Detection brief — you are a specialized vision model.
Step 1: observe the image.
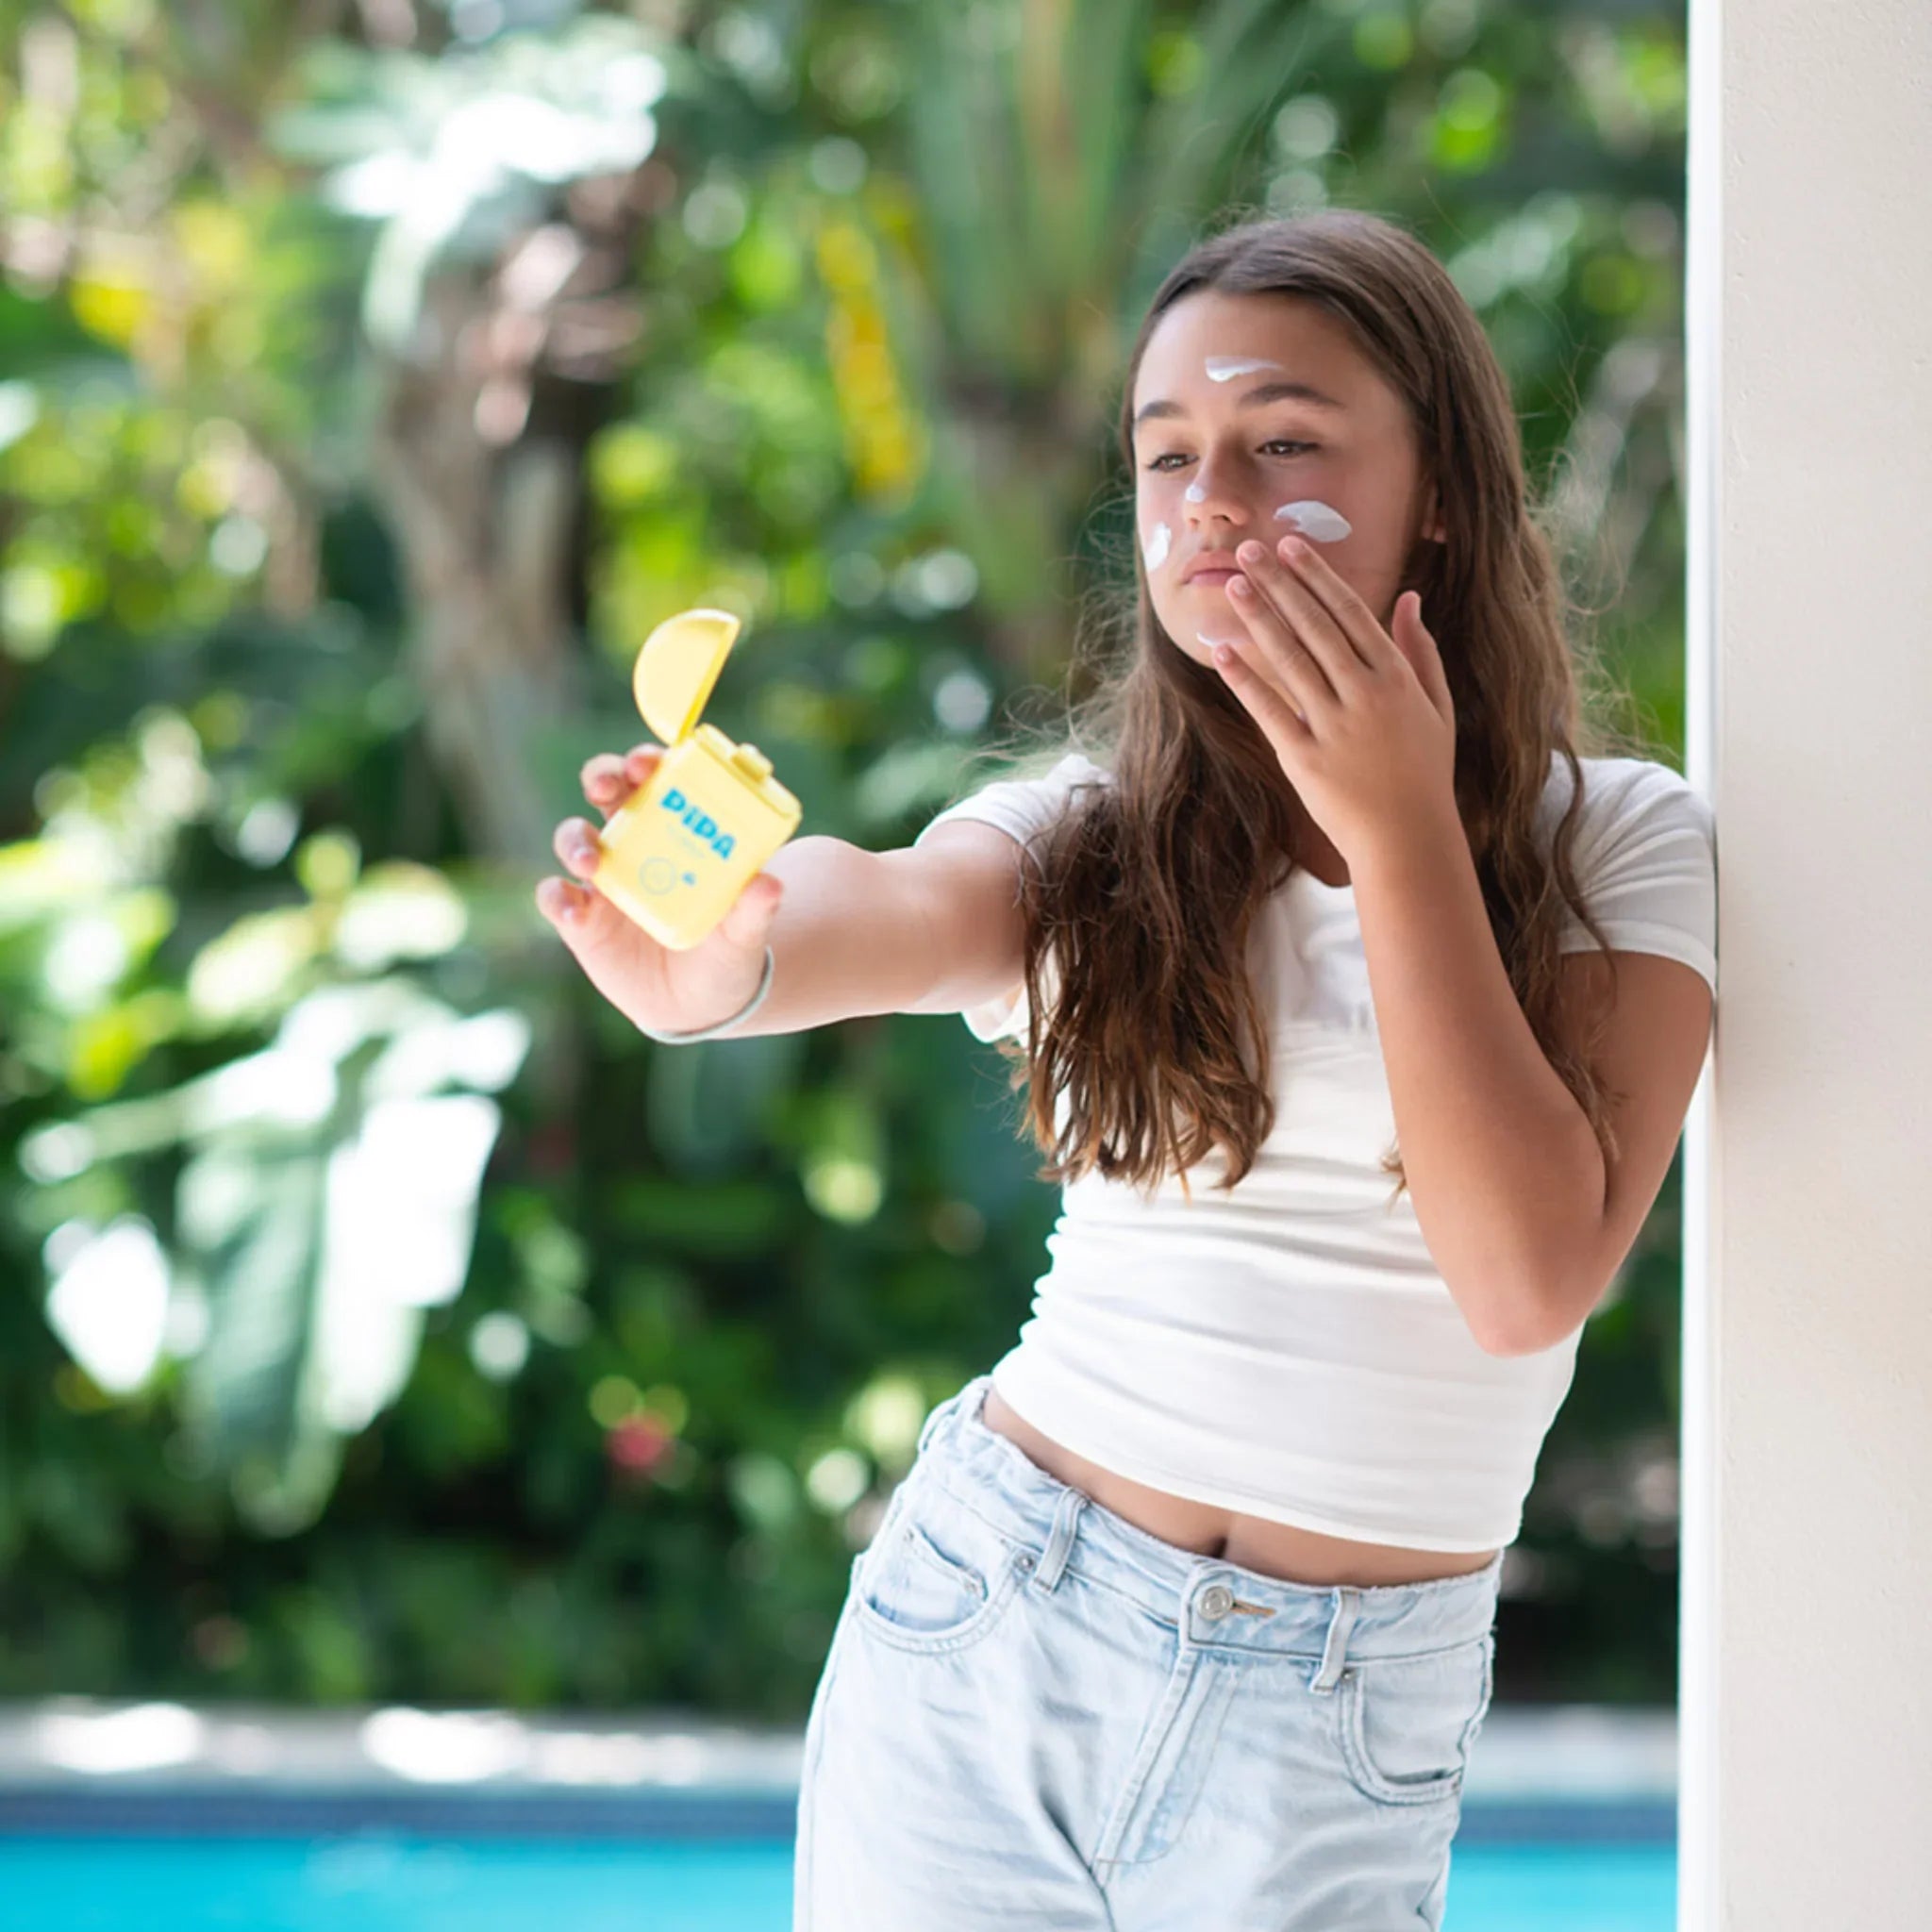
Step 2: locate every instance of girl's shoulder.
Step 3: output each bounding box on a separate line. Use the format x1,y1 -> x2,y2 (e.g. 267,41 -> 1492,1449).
1535,750 -> 1714,851
1538,752 -> 1718,991
912,749 -> 1113,852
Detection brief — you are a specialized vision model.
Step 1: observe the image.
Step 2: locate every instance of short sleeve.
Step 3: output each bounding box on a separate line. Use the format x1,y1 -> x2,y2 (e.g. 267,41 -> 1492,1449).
911,751 -> 1109,1042
1546,757 -> 1717,994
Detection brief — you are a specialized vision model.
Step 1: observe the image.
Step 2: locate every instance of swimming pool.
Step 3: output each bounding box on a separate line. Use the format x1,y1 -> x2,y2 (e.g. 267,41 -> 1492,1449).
0,1701 -> 1678,1929
0,1825 -> 1674,1931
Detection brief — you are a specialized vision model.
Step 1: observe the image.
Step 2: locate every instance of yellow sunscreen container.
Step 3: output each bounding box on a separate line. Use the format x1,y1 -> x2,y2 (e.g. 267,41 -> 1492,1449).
591,608 -> 802,950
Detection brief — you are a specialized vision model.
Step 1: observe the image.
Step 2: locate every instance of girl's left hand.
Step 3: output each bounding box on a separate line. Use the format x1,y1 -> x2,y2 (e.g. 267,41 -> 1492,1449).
1210,533 -> 1457,865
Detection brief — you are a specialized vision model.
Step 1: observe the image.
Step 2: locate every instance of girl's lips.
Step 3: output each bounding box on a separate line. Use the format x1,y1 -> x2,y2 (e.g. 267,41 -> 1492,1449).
1188,569 -> 1237,585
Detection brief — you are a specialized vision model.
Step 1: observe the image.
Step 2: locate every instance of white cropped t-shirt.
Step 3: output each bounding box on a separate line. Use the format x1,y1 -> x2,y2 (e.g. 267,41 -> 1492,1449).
913,749 -> 1717,1552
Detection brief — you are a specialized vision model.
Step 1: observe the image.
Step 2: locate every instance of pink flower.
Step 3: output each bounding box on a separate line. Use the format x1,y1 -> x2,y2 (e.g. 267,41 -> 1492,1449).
607,1413 -> 671,1475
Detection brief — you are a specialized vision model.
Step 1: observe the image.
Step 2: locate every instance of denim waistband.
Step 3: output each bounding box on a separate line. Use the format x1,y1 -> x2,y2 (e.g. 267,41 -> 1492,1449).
912,1373 -> 1503,1665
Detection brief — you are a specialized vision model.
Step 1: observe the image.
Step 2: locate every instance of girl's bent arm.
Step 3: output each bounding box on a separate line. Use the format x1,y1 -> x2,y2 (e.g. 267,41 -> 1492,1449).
1351,813 -> 1607,1357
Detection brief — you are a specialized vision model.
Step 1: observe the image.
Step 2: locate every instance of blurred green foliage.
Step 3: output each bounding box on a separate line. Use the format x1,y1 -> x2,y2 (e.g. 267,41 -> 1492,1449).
2,0 -> 1691,1715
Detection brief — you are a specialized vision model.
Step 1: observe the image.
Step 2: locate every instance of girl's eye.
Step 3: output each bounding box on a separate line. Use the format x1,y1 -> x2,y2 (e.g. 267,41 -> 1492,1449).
1142,441 -> 1317,472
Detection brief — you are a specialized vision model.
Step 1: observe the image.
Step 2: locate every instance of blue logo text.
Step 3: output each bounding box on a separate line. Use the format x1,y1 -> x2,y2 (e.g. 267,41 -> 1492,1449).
659,787 -> 737,859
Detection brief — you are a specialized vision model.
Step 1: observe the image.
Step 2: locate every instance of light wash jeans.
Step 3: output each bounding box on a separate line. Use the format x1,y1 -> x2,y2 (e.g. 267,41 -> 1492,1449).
793,1372 -> 1503,1930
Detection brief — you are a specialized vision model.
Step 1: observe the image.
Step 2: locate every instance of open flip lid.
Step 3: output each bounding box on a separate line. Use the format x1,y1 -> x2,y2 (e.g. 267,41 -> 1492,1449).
631,608 -> 742,744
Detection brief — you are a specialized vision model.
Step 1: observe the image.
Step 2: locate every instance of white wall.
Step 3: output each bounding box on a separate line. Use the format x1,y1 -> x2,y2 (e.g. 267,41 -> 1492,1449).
1680,0 -> 1932,1924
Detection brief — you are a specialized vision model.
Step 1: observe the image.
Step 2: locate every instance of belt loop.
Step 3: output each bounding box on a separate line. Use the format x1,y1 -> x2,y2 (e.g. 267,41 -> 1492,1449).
1307,1586 -> 1360,1695
918,1380 -> 966,1457
1030,1484 -> 1088,1593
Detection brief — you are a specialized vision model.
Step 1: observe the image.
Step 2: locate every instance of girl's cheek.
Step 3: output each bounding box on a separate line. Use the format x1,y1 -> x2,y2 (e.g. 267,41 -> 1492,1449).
1140,510 -> 1173,575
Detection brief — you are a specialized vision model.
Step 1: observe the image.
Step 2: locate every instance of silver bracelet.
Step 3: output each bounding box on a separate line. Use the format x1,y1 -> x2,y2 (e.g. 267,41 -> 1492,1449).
637,945 -> 775,1044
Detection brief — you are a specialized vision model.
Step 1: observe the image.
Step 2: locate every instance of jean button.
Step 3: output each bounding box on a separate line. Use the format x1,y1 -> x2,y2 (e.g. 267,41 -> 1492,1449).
1199,1583 -> 1235,1620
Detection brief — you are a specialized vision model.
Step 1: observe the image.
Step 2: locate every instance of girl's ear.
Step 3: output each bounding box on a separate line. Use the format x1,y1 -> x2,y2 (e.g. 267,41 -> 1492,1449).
1421,480 -> 1447,544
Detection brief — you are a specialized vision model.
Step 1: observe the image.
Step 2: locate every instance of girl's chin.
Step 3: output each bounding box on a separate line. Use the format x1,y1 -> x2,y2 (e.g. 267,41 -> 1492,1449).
1187,636 -> 1242,667
1156,608 -> 1241,661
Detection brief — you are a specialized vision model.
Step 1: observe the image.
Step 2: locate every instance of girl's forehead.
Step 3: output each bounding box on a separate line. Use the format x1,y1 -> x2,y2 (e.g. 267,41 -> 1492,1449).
1136,295 -> 1365,404
1134,298 -> 1402,428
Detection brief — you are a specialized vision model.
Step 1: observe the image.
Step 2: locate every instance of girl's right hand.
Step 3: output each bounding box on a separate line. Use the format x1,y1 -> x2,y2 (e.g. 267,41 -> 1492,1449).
536,743 -> 785,1037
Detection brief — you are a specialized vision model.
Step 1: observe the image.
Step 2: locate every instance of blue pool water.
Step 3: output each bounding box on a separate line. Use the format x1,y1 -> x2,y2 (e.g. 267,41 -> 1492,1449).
0,1833 -> 1674,1930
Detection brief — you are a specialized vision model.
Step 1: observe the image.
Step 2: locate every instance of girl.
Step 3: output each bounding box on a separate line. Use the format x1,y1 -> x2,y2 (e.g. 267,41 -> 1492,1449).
538,209 -> 1717,1928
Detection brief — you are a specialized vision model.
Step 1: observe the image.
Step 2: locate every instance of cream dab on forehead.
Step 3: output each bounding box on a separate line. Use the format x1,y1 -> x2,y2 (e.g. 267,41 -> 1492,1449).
1141,520 -> 1172,572
1204,357 -> 1286,382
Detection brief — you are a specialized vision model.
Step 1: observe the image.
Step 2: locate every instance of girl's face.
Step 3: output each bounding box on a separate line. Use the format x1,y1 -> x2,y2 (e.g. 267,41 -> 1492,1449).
1130,288 -> 1444,671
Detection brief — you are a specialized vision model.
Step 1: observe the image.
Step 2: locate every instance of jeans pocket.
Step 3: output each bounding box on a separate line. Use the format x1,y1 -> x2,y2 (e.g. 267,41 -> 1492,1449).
1334,1629 -> 1494,1807
851,1474 -> 1027,1657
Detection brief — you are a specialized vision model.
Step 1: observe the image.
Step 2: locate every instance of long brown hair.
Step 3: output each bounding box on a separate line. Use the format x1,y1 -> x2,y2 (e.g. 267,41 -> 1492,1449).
950,208 -> 1647,1207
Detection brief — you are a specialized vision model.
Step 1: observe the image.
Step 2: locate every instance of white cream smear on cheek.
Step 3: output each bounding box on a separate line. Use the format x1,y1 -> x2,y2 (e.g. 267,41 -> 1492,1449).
1273,499 -> 1352,542
1142,520 -> 1172,571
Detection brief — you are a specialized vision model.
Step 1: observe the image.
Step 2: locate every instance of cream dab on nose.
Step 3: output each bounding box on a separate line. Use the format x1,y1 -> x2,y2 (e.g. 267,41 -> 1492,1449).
1273,499 -> 1352,542
1183,480 -> 1207,504
1142,520 -> 1172,571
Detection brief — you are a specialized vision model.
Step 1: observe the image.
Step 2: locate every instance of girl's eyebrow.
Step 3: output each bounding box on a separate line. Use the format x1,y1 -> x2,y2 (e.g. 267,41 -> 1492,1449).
1132,379 -> 1347,430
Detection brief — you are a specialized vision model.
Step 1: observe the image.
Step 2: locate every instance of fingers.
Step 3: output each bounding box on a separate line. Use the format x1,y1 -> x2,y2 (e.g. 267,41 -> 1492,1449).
566,746 -> 662,962
581,742 -> 663,819
535,874 -> 592,929
537,865 -> 782,990
552,814 -> 604,881
720,870 -> 785,944
534,873 -> 635,962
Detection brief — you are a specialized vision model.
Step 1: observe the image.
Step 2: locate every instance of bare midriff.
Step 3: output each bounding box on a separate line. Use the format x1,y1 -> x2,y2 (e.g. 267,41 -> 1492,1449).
980,1386 -> 1500,1590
